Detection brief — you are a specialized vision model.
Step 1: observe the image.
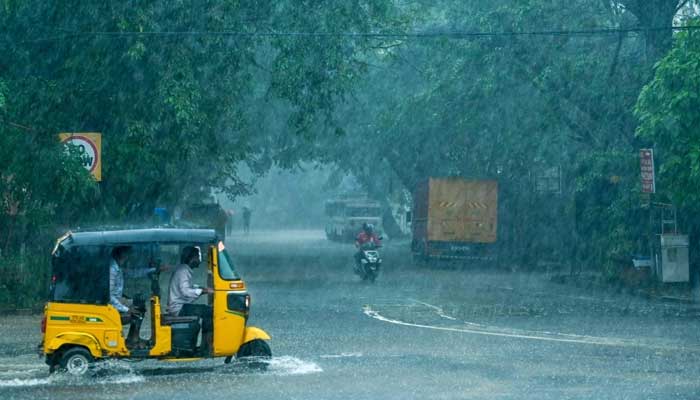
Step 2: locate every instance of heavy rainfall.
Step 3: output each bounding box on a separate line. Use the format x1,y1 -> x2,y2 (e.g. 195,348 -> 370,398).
2,1 -> 700,399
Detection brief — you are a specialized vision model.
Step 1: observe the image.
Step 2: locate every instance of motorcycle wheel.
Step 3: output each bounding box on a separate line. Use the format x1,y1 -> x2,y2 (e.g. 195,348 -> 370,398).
360,269 -> 369,281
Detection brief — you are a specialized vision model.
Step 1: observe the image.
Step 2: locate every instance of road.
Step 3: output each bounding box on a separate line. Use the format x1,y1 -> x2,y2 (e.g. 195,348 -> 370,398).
1,229 -> 700,399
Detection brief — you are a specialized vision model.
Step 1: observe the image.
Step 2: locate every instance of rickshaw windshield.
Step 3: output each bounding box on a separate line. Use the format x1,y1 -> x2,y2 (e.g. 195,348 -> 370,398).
50,245 -> 109,304
218,248 -> 240,280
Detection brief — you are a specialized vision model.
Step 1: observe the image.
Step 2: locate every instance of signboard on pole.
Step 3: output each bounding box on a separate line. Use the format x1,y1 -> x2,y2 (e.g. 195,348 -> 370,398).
59,133 -> 102,181
640,149 -> 655,194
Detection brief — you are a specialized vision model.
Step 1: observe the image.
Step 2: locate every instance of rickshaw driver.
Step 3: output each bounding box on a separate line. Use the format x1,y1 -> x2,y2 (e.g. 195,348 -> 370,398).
166,246 -> 215,354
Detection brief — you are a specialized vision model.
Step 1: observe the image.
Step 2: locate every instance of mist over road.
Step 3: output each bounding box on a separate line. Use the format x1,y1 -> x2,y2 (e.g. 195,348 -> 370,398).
1,230 -> 699,399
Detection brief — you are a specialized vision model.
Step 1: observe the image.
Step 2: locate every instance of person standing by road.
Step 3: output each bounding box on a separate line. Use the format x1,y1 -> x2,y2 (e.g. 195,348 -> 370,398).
242,206 -> 252,234
225,209 -> 235,235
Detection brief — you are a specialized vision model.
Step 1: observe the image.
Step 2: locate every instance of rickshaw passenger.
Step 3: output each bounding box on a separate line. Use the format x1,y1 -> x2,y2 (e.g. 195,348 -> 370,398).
110,246 -> 135,314
110,245 -> 168,347
167,246 -> 214,352
109,246 -> 157,312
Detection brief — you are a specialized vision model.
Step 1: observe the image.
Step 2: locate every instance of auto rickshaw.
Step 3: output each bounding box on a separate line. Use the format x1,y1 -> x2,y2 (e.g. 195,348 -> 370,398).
38,228 -> 271,375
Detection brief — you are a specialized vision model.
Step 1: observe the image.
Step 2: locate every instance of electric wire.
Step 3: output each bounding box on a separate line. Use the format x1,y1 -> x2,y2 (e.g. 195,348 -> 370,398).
4,25 -> 700,44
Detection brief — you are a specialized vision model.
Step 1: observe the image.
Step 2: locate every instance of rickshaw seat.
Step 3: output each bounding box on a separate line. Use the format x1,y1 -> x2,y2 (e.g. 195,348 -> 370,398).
161,315 -> 199,325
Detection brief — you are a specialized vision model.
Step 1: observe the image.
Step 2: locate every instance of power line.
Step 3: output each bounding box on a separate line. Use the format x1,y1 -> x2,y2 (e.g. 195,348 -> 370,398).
6,25 -> 700,44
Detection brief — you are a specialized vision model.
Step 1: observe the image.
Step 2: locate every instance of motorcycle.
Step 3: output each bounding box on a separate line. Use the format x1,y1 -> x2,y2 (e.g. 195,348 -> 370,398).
354,241 -> 382,282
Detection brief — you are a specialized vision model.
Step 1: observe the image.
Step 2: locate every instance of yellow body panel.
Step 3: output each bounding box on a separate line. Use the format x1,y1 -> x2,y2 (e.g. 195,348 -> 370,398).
149,296 -> 172,357
210,247 -> 248,357
47,333 -> 102,358
243,326 -> 271,343
44,302 -> 128,358
212,291 -> 247,356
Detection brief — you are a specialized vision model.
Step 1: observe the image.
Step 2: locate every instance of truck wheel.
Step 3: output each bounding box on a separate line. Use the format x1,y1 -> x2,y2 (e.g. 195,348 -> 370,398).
412,252 -> 430,267
237,339 -> 271,370
59,347 -> 93,376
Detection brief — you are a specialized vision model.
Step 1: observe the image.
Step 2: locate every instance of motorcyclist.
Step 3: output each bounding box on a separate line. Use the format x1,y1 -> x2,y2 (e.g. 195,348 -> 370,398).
354,223 -> 381,271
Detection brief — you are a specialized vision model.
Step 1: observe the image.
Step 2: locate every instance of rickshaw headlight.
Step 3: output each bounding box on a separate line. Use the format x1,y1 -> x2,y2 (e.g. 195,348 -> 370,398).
227,292 -> 250,314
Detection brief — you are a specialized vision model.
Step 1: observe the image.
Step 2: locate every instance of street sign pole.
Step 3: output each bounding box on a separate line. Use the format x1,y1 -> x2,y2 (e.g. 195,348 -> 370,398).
640,149 -> 655,275
640,149 -> 655,195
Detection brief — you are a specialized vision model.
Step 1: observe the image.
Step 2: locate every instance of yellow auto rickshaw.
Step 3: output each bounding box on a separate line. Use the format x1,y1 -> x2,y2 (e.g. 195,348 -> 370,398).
38,228 -> 271,375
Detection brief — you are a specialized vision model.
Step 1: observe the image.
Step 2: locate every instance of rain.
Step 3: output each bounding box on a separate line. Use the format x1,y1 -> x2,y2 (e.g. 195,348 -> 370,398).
2,1 -> 700,399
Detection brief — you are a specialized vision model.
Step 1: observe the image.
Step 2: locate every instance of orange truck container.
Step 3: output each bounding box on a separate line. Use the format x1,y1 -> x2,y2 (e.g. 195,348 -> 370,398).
411,178 -> 498,260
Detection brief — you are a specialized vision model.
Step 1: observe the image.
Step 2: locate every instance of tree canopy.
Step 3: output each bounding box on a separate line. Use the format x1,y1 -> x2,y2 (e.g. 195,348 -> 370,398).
1,1 -> 700,306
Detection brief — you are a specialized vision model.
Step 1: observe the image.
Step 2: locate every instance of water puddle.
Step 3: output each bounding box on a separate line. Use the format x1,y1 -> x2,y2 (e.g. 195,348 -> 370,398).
0,372 -> 144,388
0,355 -> 321,387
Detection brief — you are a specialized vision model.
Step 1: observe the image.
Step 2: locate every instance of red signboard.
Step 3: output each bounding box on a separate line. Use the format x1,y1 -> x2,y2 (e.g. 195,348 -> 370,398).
640,149 -> 655,194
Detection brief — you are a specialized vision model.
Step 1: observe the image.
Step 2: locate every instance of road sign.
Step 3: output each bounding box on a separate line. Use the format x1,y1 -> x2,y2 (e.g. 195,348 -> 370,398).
640,149 -> 655,194
59,133 -> 102,181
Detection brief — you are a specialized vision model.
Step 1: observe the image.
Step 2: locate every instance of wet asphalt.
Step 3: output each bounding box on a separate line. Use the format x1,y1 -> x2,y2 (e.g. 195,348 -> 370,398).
1,230 -> 700,399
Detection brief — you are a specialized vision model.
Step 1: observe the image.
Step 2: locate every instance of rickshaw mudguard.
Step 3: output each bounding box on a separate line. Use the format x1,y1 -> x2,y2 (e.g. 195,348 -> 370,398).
243,326 -> 271,344
47,332 -> 102,358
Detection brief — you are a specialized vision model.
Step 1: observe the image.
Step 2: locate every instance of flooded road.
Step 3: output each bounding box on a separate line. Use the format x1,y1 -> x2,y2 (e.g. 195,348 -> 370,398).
2,230 -> 700,399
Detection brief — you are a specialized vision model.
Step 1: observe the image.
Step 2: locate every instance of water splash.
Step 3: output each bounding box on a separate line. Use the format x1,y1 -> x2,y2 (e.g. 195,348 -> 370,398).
319,352 -> 363,359
267,356 -> 322,375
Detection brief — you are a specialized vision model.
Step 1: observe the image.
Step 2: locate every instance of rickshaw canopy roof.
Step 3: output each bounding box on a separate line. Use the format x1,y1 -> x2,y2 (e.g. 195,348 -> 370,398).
57,228 -> 218,251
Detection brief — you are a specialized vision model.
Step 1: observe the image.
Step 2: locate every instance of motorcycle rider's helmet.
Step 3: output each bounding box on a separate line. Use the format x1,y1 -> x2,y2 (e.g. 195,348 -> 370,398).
363,223 -> 374,234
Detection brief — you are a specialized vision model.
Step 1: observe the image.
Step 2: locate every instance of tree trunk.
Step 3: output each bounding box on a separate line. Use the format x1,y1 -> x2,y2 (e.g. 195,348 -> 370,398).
619,0 -> 681,61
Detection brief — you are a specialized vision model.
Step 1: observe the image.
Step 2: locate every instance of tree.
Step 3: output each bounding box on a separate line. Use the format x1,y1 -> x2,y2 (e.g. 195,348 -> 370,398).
615,1 -> 696,60
0,0 -> 400,306
636,25 -> 700,210
0,0 -> 399,218
316,0 -> 686,271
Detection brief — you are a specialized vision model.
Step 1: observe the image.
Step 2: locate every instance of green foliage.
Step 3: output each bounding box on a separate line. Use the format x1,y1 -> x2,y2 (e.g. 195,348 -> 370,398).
0,0 -> 693,309
636,23 -> 700,212
0,255 -> 50,310
318,0 -> 671,270
1,1 -> 399,218
0,0 -> 400,307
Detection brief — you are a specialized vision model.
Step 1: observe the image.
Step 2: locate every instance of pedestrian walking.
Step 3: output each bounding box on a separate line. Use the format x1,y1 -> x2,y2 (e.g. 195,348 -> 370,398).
242,206 -> 252,234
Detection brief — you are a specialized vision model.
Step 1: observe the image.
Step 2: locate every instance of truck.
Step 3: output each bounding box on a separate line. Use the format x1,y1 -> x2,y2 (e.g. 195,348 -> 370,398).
411,178 -> 498,260
324,197 -> 383,241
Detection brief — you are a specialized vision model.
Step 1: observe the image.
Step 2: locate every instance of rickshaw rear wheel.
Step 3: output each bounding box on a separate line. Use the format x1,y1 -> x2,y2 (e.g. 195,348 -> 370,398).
235,339 -> 271,370
59,347 -> 93,376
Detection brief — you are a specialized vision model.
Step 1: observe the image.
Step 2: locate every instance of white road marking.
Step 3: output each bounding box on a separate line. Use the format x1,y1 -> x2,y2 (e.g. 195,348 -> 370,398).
412,299 -> 635,343
412,300 -> 457,321
363,302 -> 669,348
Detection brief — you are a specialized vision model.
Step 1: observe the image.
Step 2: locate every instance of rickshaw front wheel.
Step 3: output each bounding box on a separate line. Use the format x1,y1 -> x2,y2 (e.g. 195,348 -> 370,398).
235,339 -> 271,370
59,347 -> 94,376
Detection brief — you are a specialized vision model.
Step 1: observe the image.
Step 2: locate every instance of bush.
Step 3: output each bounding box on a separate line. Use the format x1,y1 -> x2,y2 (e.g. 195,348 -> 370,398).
0,254 -> 50,311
